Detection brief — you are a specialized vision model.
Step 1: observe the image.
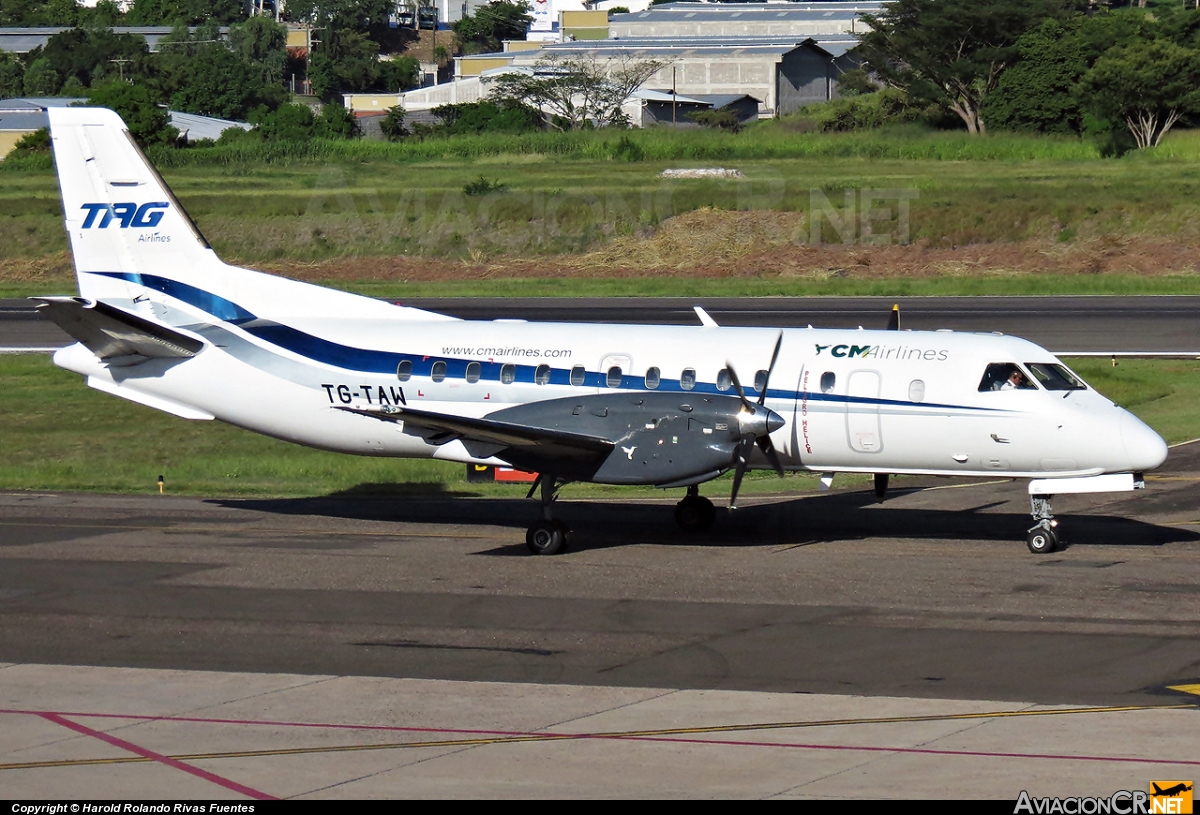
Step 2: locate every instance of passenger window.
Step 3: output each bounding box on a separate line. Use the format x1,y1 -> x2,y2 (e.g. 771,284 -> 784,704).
396,360 -> 412,381
754,369 -> 768,394
500,364 -> 516,384
716,368 -> 732,392
645,367 -> 660,389
820,372 -> 835,393
535,364 -> 551,385
606,366 -> 623,388
431,361 -> 447,383
979,363 -> 1036,392
909,379 -> 925,403
680,368 -> 696,391
570,365 -> 586,386
465,361 -> 481,383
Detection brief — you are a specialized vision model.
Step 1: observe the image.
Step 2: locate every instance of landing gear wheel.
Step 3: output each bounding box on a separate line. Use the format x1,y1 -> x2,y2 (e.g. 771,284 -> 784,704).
1026,526 -> 1058,555
675,495 -> 716,532
526,520 -> 567,555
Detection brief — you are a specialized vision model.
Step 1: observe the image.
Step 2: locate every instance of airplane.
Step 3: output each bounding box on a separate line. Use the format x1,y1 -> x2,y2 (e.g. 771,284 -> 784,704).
33,107 -> 1169,556
1152,784 -> 1193,798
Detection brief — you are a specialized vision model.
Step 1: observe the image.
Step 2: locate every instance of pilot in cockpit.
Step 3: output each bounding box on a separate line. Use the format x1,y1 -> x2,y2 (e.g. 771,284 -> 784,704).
980,363 -> 1037,392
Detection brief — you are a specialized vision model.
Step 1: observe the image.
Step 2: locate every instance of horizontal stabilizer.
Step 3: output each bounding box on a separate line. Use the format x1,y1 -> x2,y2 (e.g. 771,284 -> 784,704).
33,296 -> 205,362
336,404 -> 614,462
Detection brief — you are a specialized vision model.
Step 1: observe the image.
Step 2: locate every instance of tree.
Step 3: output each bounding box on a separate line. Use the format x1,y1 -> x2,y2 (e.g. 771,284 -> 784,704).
453,1 -> 532,54
430,100 -> 542,134
981,11 -> 1154,135
857,0 -> 1082,134
229,15 -> 288,87
125,0 -> 244,25
1081,39 -> 1200,148
85,82 -> 178,147
0,53 -> 24,98
488,52 -> 667,130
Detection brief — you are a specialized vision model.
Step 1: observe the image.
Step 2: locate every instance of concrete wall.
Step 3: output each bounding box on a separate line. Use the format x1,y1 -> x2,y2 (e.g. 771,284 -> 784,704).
642,54 -> 779,117
0,130 -> 30,158
610,19 -> 862,38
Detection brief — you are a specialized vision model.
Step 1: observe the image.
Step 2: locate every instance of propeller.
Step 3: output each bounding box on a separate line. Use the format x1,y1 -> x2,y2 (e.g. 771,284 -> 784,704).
886,303 -> 900,331
726,331 -> 786,509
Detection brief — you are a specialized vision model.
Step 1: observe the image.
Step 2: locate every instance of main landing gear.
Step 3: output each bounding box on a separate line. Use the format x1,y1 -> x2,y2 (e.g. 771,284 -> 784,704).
526,475 -> 570,555
675,485 -> 716,532
1026,494 -> 1060,554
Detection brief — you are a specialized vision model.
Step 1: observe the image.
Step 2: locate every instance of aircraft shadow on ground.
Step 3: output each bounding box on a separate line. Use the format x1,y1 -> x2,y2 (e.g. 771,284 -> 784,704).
213,486 -> 1198,554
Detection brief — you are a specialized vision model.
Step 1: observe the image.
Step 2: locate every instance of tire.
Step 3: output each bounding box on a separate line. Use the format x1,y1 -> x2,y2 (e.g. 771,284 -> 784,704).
675,496 -> 716,532
1026,526 -> 1057,555
526,521 -> 566,555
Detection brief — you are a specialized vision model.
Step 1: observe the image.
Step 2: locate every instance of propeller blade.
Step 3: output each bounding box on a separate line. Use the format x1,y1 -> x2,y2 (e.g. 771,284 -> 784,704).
758,331 -> 783,406
725,362 -> 752,411
886,304 -> 900,331
729,437 -> 755,509
757,436 -> 785,478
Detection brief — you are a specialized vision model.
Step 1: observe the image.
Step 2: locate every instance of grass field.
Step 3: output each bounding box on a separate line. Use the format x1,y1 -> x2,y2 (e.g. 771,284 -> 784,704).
1,355 -> 1194,500
5,126 -> 1200,298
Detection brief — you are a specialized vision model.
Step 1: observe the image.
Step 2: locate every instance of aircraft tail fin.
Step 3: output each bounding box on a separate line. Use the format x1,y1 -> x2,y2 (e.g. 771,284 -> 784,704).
47,107 -> 454,324
47,106 -> 225,300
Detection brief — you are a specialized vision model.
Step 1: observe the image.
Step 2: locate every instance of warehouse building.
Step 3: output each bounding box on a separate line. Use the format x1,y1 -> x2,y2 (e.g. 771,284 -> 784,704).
608,2 -> 882,39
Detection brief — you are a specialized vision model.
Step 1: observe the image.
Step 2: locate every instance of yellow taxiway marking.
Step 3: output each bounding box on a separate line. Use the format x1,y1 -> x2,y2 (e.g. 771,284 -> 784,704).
2,702 -> 1194,772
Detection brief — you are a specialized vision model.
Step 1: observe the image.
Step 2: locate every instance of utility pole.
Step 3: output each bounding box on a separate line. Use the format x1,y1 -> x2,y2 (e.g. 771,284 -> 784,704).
109,56 -> 130,83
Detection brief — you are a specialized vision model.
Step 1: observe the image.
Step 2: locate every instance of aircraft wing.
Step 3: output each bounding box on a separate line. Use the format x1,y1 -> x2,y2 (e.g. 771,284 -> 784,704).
335,404 -> 615,466
33,296 -> 205,363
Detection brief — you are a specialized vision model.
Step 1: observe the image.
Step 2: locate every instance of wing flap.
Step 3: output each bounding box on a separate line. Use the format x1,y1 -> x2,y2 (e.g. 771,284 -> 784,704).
33,296 -> 205,362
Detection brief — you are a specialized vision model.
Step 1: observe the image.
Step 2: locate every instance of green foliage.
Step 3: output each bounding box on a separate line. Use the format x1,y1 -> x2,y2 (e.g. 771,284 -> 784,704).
378,56 -> 420,93
429,100 -> 543,135
85,82 -> 178,147
982,12 -> 1155,136
452,1 -> 532,53
858,0 -> 1083,134
793,88 -> 928,132
609,6 -> 630,14
462,176 -> 507,195
23,26 -> 152,94
379,105 -> 408,141
1081,39 -> 1200,150
11,127 -> 50,154
609,134 -> 644,161
0,52 -> 24,98
228,15 -> 288,86
125,0 -> 244,25
686,109 -> 743,132
317,103 -> 361,139
835,67 -> 879,97
168,43 -> 285,119
245,102 -> 360,141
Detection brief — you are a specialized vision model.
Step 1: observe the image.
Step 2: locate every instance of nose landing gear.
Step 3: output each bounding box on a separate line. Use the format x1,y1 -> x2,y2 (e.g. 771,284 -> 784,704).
1027,494 -> 1059,554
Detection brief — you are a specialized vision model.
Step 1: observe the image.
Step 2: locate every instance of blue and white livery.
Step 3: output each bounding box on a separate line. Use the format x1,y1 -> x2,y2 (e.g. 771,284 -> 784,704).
38,107 -> 1168,555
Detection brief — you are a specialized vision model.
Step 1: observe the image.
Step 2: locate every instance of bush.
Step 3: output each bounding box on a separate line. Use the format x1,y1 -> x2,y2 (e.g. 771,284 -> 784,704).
463,176 -> 506,195
794,88 -> 929,133
85,82 -> 178,147
687,109 -> 743,133
380,105 -> 408,141
12,127 -> 50,154
610,135 -> 644,161
430,101 -> 542,135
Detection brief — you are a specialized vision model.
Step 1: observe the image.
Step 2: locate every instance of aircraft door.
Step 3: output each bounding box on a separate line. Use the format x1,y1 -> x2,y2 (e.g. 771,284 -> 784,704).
845,370 -> 883,453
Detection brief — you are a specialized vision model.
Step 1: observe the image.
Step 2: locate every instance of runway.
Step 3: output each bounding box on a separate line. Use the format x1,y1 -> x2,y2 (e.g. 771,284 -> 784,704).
5,295 -> 1200,353
2,443 -> 1200,797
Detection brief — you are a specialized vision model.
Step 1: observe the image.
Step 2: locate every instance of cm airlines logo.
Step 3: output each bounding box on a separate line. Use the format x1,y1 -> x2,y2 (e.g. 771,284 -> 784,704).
79,202 -> 169,229
815,342 -> 950,361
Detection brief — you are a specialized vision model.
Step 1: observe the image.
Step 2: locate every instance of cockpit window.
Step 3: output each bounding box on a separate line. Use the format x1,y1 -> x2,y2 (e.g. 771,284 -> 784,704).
979,363 -> 1037,392
1025,363 -> 1086,391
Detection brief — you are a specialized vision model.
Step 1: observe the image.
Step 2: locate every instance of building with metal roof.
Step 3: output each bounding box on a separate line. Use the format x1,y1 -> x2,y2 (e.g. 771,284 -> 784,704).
608,2 -> 882,39
0,26 -> 232,54
0,97 -> 251,157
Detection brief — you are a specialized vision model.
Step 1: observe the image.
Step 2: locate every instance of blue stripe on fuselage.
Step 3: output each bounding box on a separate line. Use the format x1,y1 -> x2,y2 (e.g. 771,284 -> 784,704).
92,271 -> 1000,413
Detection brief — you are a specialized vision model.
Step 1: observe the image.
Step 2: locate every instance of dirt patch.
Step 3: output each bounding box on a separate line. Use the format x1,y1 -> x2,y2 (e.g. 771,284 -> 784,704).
7,211 -> 1200,289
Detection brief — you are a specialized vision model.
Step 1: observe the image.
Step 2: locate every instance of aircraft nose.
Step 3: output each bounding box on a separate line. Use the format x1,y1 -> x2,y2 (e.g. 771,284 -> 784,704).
1120,410 -> 1168,472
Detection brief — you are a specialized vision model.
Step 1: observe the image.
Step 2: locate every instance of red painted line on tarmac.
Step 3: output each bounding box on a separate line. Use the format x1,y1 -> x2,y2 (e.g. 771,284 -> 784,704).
35,712 -> 276,800
4,707 -> 1199,770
